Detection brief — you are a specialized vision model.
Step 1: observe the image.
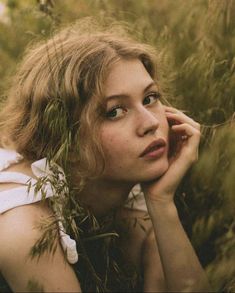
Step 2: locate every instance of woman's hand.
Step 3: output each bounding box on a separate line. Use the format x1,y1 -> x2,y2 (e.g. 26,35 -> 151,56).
141,106 -> 201,204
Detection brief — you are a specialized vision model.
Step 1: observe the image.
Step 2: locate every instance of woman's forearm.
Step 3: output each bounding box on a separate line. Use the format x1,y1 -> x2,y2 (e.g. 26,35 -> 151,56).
145,198 -> 211,292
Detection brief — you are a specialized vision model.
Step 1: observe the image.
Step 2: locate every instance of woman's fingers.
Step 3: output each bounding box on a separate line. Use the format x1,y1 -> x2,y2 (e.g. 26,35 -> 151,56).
164,106 -> 201,148
165,111 -> 200,130
171,123 -> 200,162
171,123 -> 201,138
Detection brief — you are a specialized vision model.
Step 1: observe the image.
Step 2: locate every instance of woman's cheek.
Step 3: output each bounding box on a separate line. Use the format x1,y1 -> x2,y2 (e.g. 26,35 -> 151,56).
100,127 -> 121,157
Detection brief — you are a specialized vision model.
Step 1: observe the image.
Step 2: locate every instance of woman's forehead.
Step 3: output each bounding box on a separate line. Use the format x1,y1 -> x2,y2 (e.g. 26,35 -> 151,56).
103,59 -> 157,98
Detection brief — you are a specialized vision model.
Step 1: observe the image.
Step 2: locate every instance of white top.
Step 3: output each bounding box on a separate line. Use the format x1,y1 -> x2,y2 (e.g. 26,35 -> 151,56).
0,148 -> 147,264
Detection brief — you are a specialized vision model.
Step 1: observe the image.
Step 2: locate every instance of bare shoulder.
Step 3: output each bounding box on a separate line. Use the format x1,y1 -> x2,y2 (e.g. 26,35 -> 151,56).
0,162 -> 81,292
0,159 -> 54,264
0,158 -> 50,258
0,202 -> 81,292
0,201 -> 53,264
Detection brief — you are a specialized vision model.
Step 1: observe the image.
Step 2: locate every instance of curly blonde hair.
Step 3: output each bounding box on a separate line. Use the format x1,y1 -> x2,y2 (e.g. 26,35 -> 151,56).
0,18 -> 158,181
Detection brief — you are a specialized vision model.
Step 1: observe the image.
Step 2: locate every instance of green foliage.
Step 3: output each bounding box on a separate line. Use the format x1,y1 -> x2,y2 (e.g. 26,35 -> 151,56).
189,124 -> 235,292
0,0 -> 234,291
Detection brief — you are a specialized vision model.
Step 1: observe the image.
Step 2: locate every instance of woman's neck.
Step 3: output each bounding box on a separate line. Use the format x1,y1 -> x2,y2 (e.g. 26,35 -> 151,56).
78,178 -> 134,218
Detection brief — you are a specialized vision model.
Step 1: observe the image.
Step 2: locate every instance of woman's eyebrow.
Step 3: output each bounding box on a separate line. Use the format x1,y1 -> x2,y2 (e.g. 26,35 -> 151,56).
144,81 -> 158,93
105,81 -> 158,102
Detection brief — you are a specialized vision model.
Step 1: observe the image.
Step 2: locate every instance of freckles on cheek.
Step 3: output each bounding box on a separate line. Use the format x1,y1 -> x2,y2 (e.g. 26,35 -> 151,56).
101,131 -> 115,148
101,130 -> 130,157
100,126 -> 119,146
100,130 -> 118,155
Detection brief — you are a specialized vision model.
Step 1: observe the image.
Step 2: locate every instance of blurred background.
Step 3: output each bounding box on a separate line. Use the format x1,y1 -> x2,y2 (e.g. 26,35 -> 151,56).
0,0 -> 234,291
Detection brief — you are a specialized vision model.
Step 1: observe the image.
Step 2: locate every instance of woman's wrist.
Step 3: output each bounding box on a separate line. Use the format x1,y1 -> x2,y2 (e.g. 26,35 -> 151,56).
145,196 -> 179,218
144,191 -> 175,208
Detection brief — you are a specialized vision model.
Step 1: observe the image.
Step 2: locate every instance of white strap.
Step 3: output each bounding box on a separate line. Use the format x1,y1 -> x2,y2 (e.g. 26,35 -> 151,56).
125,184 -> 147,212
58,221 -> 79,264
0,182 -> 54,214
0,171 -> 33,184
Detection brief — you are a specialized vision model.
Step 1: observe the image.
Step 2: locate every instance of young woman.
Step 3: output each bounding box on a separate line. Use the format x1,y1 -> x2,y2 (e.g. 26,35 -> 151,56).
0,19 -> 211,292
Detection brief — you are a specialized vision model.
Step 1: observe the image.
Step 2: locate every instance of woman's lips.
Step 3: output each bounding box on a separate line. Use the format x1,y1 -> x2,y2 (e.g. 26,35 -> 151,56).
140,139 -> 166,159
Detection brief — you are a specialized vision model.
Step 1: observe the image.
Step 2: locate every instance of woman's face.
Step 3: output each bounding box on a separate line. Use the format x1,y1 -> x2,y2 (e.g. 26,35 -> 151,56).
99,58 -> 169,183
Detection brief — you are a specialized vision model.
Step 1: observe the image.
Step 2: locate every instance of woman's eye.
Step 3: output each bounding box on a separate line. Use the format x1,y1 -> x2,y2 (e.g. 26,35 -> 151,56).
106,106 -> 127,119
143,92 -> 161,106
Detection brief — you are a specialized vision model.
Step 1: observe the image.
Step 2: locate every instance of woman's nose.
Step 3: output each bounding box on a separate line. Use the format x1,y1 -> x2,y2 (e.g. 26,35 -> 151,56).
136,107 -> 159,137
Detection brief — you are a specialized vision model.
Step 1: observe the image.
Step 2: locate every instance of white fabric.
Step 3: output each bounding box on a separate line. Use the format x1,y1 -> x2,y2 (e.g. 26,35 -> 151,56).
126,184 -> 148,213
0,171 -> 32,184
0,183 -> 52,214
0,148 -> 78,264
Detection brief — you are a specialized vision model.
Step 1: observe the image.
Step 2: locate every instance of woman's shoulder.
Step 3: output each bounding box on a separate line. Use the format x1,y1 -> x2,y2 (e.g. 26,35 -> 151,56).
0,200 -> 53,261
0,158 -> 54,264
0,202 -> 81,292
0,156 -> 53,235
